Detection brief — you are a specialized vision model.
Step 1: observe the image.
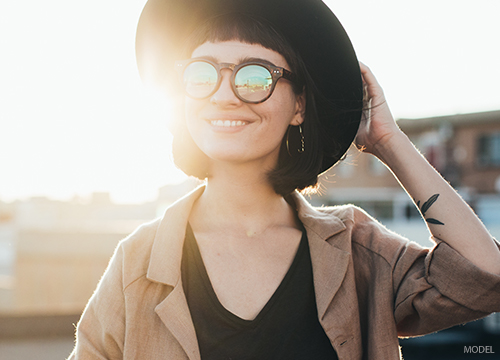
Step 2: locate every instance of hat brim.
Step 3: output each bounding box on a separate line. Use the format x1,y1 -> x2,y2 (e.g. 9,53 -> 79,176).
136,0 -> 363,175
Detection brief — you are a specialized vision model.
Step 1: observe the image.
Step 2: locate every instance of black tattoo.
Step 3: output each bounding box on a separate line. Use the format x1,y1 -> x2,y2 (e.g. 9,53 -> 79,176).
426,218 -> 445,225
415,194 -> 445,225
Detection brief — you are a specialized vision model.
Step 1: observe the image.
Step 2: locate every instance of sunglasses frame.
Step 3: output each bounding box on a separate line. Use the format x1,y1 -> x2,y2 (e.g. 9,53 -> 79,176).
174,58 -> 297,104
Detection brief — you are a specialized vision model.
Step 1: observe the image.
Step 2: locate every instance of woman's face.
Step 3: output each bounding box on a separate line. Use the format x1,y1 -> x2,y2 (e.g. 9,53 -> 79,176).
185,40 -> 304,171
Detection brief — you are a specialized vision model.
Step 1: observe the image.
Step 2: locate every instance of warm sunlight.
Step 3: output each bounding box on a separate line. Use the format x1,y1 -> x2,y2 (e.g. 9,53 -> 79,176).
1,0 -> 499,203
0,0 -> 187,204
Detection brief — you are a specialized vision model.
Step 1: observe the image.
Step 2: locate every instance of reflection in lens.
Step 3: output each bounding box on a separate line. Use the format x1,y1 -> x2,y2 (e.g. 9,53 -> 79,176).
184,62 -> 218,98
235,65 -> 272,102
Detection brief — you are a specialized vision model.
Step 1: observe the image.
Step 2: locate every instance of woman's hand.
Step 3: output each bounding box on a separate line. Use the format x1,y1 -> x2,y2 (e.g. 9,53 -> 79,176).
355,62 -> 402,159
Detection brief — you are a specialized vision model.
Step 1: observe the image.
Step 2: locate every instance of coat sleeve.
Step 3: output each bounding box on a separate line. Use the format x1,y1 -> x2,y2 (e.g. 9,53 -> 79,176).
348,205 -> 500,337
67,242 -> 126,360
391,234 -> 500,336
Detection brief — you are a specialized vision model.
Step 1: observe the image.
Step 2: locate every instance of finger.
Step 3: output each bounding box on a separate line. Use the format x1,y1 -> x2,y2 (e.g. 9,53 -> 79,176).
359,62 -> 382,92
358,61 -> 385,102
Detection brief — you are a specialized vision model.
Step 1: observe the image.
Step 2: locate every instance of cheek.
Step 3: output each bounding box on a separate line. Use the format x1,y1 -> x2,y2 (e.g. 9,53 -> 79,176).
184,98 -> 203,136
265,93 -> 298,129
184,98 -> 198,122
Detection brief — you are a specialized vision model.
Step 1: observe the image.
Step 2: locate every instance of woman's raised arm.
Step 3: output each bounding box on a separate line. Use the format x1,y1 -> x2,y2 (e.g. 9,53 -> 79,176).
356,62 -> 500,275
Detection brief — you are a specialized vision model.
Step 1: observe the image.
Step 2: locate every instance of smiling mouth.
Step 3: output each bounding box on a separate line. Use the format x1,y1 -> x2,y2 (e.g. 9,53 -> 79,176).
210,120 -> 248,127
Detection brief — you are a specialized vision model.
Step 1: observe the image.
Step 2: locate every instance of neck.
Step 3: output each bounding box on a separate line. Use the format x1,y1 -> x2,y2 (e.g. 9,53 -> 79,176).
190,161 -> 299,235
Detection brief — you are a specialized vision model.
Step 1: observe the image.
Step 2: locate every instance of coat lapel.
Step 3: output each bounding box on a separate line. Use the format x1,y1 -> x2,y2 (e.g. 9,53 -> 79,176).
307,227 -> 350,319
155,282 -> 201,360
290,192 -> 351,319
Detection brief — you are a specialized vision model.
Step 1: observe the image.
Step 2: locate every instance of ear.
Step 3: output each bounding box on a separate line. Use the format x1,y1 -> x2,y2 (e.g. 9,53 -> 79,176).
291,90 -> 306,126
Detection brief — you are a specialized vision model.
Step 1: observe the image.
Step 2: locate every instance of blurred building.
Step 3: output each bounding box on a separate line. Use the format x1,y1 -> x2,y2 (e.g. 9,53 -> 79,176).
0,194 -> 159,316
0,178 -> 204,319
312,109 -> 500,246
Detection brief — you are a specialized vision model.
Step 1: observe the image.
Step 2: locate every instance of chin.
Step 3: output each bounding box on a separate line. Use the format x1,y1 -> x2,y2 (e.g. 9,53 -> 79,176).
196,138 -> 281,169
205,150 -> 250,164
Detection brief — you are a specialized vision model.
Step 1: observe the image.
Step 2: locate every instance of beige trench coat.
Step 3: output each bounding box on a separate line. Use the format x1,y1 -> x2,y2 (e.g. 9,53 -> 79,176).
69,186 -> 500,359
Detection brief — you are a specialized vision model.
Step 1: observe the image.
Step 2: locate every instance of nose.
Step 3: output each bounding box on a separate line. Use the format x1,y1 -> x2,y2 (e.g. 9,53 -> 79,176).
210,69 -> 241,107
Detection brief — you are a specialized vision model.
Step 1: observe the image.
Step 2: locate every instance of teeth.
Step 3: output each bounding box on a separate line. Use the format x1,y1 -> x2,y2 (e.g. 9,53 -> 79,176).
210,120 -> 246,127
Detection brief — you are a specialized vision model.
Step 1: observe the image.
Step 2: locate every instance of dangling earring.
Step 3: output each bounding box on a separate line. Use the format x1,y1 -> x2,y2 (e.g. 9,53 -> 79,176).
286,124 -> 305,156
298,124 -> 305,153
286,126 -> 292,156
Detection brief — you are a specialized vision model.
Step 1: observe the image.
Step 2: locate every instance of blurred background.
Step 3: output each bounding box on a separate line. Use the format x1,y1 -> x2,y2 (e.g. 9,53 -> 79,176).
1,0 -> 499,359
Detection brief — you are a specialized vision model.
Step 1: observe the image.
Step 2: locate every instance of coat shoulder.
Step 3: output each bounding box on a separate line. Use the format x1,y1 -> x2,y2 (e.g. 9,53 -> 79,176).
117,218 -> 162,288
318,203 -> 424,266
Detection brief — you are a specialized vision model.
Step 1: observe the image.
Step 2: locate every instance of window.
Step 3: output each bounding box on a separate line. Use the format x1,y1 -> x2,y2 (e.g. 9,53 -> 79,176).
478,133 -> 500,167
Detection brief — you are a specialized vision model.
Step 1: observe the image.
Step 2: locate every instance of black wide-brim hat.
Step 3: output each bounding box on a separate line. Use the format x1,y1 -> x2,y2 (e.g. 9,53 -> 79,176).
136,0 -> 363,175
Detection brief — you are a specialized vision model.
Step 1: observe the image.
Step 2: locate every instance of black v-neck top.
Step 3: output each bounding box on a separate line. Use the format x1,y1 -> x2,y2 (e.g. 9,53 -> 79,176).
181,224 -> 338,360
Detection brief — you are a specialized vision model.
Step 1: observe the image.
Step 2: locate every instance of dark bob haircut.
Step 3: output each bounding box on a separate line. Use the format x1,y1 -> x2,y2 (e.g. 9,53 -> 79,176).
171,13 -> 344,196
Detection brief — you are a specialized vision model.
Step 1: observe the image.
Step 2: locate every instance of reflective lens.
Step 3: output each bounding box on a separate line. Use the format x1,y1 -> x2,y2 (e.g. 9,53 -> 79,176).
183,61 -> 218,99
235,65 -> 273,102
179,61 -> 276,102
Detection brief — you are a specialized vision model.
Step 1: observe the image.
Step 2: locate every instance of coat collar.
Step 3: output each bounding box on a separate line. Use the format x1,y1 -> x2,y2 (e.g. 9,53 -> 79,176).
147,185 -> 205,286
147,185 -> 348,286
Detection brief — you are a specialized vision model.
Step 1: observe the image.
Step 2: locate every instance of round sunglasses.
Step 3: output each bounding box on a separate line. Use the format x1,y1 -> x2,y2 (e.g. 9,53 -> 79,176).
174,58 -> 298,104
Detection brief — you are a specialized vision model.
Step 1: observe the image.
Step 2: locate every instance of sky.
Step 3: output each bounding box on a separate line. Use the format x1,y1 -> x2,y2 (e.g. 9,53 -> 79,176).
1,0 -> 499,204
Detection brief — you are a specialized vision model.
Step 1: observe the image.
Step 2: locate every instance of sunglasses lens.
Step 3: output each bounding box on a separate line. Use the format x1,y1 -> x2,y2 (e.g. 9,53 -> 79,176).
183,61 -> 218,98
234,65 -> 273,102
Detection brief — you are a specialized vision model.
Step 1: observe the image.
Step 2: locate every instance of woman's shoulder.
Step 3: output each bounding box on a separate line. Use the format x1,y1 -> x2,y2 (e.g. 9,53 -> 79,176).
309,202 -> 383,229
120,217 -> 162,250
315,203 -> 425,265
113,217 -> 162,286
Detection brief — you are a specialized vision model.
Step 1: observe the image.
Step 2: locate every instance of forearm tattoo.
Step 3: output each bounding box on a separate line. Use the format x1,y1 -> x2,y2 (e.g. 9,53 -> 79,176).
415,194 -> 445,225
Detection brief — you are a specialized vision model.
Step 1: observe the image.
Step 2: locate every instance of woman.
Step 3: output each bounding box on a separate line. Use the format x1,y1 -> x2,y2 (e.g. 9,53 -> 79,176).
69,0 -> 500,359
